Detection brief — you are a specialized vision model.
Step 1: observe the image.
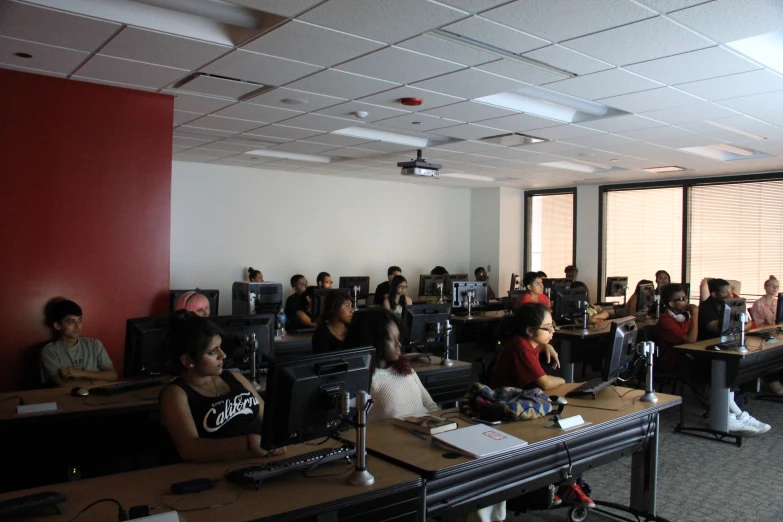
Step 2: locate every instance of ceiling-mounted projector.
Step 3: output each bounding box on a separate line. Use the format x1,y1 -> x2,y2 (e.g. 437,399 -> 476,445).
398,149 -> 441,178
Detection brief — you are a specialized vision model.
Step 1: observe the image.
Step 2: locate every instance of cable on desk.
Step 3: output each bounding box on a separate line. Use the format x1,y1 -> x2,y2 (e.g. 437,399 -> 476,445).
68,498 -> 127,522
303,440 -> 358,479
1,396 -> 24,405
160,491 -> 244,513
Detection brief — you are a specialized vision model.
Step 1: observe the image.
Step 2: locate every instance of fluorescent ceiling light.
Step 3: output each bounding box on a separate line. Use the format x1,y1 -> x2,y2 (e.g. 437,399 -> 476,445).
711,144 -> 755,157
680,144 -> 771,161
428,29 -> 575,80
541,161 -> 614,173
643,166 -> 687,173
727,31 -> 783,74
244,149 -> 331,163
441,173 -> 498,182
705,120 -> 766,140
479,133 -> 547,146
332,127 -> 429,148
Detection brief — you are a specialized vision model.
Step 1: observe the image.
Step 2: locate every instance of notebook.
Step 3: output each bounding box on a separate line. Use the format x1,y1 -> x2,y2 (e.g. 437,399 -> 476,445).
393,414 -> 457,435
432,423 -> 528,459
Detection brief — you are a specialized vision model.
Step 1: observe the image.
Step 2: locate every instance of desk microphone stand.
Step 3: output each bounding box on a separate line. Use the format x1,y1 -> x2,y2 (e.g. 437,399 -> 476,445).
639,341 -> 658,403
352,285 -> 360,311
581,302 -> 591,334
654,295 -> 661,321
736,312 -> 749,353
465,290 -> 476,320
437,283 -> 445,305
441,320 -> 454,367
248,333 -> 261,391
340,390 -> 375,486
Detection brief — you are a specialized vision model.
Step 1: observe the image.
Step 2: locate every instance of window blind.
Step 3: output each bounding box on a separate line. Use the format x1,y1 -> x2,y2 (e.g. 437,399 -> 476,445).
529,193 -> 573,277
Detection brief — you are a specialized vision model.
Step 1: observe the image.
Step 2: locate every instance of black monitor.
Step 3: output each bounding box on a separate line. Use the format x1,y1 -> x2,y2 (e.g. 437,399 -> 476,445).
418,274 -> 447,297
718,298 -> 747,338
510,273 -> 520,291
401,304 -> 451,347
448,274 -> 469,283
552,287 -> 588,325
232,282 -> 283,315
452,281 -> 488,309
211,314 -> 274,369
339,277 -> 370,300
603,317 -> 638,382
605,277 -> 628,298
311,288 -> 351,321
777,293 -> 783,325
170,289 -> 219,317
124,315 -> 172,377
261,347 -> 374,450
635,283 -> 655,313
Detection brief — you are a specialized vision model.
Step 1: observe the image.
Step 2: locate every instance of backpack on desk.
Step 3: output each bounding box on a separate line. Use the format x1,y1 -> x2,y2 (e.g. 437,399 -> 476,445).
459,383 -> 554,421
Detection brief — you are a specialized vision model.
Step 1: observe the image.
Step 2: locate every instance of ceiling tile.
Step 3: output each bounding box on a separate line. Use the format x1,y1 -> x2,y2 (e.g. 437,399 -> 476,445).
202,50 -> 322,86
675,70 -> 783,101
436,0 -> 512,13
306,133 -> 376,147
75,55 -> 187,89
522,45 -> 613,76
396,34 -> 498,66
299,0 -> 466,44
578,114 -> 667,132
172,75 -> 263,99
0,36 -> 89,75
640,102 -> 738,125
624,47 -> 760,85
186,115 -> 264,133
413,68 -> 528,100
544,68 -> 661,100
336,46 -> 465,84
173,110 -> 202,126
528,125 -> 603,140
173,136 -> 214,147
271,141 -> 343,154
476,146 -> 543,159
244,87 -> 345,111
376,112 -> 458,132
481,0 -> 654,42
509,140 -> 584,153
0,62 -> 66,78
599,87 -> 702,113
431,123 -> 506,140
198,141 -> 266,153
359,85 -> 464,111
285,69 -> 399,99
421,100 -> 518,122
0,1 -> 121,52
476,58 -> 567,85
679,116 -> 783,141
561,133 -> 638,148
275,113 -> 361,132
178,125 -> 238,137
212,103 -> 303,123
222,0 -> 323,17
242,20 -> 385,67
475,113 -> 562,131
670,0 -> 783,43
636,0 -> 712,13
100,27 -> 230,70
329,147 -> 387,158
245,124 -> 322,140
432,141 -> 506,153
563,17 -> 712,66
442,16 -> 548,54
163,91 -> 235,113
353,141 -> 419,153
618,125 -> 716,147
314,101 -> 409,122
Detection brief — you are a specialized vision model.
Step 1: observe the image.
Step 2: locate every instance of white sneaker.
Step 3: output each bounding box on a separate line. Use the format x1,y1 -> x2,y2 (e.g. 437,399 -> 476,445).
728,413 -> 758,436
737,411 -> 771,434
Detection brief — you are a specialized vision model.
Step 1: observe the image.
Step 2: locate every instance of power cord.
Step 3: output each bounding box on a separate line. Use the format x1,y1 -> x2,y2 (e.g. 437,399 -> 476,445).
68,498 -> 127,522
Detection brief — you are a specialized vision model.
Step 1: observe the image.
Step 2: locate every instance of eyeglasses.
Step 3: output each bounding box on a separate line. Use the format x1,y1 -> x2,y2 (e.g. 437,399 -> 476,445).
538,325 -> 555,333
399,285 -> 408,290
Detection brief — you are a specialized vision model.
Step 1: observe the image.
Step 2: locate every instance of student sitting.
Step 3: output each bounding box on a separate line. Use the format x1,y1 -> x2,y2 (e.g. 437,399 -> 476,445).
564,265 -> 578,280
474,267 -> 496,300
312,290 -> 354,353
656,284 -> 699,374
698,278 -> 733,341
750,275 -> 779,327
373,266 -> 402,306
159,312 -> 283,462
317,271 -> 333,289
174,291 -> 211,317
569,281 -> 610,322
384,275 -> 412,317
292,286 -> 317,330
248,267 -> 264,282
627,280 -> 653,316
699,277 -> 741,301
40,299 -> 118,387
430,266 -> 448,275
517,271 -> 550,308
655,270 -> 671,294
284,274 -> 308,326
536,271 -> 548,279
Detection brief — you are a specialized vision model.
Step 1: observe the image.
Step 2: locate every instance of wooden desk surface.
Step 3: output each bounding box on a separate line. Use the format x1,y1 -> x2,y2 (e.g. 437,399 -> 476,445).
674,327 -> 783,357
554,317 -> 657,339
276,331 -> 314,344
450,310 -> 506,323
349,384 -> 679,475
2,443 -> 421,522
408,355 -> 472,374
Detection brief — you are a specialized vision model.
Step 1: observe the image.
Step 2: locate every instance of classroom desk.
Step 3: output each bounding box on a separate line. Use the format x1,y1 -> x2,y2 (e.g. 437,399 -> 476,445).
346,384 -> 680,520
673,325 -> 783,445
408,355 -> 473,406
3,443 -> 424,522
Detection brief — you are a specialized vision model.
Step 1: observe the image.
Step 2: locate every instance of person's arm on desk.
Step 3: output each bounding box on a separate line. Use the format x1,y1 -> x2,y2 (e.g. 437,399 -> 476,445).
539,343 -> 560,369
60,366 -> 118,382
295,310 -> 316,329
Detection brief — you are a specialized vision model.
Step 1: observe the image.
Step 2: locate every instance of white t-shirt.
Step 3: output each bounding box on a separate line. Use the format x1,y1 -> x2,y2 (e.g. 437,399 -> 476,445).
40,338 -> 113,382
368,367 -> 438,423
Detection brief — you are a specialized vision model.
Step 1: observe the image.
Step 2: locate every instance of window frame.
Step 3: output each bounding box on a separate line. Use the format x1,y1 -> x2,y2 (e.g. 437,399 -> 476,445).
524,187 -> 577,275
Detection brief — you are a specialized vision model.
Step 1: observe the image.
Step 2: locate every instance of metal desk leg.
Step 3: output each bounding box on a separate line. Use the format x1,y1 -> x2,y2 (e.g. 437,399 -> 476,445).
709,360 -> 731,433
630,413 -> 658,516
560,339 -> 574,383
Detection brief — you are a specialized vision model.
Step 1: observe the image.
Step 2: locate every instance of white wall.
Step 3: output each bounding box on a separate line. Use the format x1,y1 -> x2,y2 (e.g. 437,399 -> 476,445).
469,189 -> 500,291
171,162 -> 472,314
498,187 -> 525,296
575,185 -> 601,302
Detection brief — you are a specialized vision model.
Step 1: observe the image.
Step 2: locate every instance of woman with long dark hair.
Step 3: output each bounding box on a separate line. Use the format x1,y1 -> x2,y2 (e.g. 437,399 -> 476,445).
383,275 -> 412,317
312,289 -> 354,353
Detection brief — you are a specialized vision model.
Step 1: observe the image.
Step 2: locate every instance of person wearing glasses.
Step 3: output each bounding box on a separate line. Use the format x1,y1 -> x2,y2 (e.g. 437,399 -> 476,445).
383,275 -> 412,317
750,275 -> 779,327
517,271 -> 550,309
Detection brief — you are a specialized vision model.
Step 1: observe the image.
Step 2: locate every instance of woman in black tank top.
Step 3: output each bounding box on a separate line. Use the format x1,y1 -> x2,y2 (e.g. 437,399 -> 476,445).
159,313 -> 284,462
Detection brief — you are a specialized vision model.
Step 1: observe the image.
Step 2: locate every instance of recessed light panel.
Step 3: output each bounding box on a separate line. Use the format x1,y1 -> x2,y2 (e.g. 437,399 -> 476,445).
643,166 -> 688,173
680,144 -> 771,161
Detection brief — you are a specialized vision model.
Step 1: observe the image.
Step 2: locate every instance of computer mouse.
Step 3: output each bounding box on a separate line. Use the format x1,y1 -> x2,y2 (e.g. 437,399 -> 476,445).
71,387 -> 89,397
549,395 -> 568,405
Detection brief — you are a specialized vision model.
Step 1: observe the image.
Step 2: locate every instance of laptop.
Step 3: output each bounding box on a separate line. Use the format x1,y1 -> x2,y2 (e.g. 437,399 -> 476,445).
432,423 -> 528,458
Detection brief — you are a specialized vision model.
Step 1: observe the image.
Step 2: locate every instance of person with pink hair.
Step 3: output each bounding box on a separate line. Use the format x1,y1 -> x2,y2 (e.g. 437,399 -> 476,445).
175,291 -> 211,317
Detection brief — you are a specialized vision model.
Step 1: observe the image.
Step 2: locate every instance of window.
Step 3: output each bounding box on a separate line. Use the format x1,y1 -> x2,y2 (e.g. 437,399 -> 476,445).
602,187 -> 683,298
525,190 -> 575,278
689,180 -> 783,302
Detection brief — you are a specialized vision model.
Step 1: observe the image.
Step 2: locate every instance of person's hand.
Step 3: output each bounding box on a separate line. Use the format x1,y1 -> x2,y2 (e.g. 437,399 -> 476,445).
542,344 -> 560,369
59,367 -> 82,380
269,447 -> 286,457
687,303 -> 699,314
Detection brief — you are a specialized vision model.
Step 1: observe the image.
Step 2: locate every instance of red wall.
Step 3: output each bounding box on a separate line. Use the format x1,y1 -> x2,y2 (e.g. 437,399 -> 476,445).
0,70 -> 173,391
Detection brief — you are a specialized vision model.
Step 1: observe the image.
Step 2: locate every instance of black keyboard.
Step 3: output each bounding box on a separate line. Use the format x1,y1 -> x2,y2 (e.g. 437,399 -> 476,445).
0,491 -> 67,517
89,377 -> 166,396
566,378 -> 614,399
226,446 -> 355,485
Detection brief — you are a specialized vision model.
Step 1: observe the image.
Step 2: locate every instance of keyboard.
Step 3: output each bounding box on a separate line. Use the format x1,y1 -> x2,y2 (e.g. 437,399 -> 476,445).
226,446 -> 355,485
707,341 -> 742,351
0,491 -> 68,517
565,378 -> 614,399
89,377 -> 166,396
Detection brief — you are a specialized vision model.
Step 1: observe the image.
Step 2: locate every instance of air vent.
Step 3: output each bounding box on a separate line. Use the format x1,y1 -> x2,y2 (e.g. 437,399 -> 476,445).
172,73 -> 273,100
479,133 -> 548,146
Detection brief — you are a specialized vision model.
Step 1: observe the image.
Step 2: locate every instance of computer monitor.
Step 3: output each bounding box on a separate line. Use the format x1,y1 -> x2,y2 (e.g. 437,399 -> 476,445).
718,298 -> 747,338
339,277 -> 370,301
418,274 -> 447,297
603,317 -> 639,382
311,288 -> 351,321
211,314 -> 274,369
452,281 -> 488,309
777,293 -> 783,325
551,287 -> 588,326
605,277 -> 628,298
543,278 -> 571,300
261,347 -> 374,450
510,273 -> 520,291
401,304 -> 451,348
232,282 -> 283,315
448,274 -> 469,283
635,283 -> 655,313
124,315 -> 172,377
170,289 -> 219,317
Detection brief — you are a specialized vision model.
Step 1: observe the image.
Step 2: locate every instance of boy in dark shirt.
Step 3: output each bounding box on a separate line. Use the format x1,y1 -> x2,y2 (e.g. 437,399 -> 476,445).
373,266 -> 401,306
698,278 -> 732,340
284,275 -> 307,325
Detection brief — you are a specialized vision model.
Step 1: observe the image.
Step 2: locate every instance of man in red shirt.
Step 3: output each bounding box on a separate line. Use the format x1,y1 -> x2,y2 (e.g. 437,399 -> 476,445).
517,272 -> 550,309
656,284 -> 699,373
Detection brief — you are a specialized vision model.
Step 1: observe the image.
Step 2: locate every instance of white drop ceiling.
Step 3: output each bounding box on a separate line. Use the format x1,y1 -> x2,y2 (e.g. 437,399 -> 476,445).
2,0 -> 783,189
